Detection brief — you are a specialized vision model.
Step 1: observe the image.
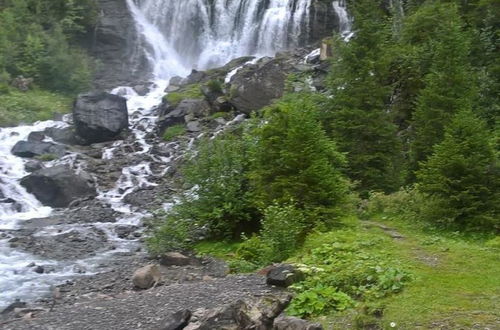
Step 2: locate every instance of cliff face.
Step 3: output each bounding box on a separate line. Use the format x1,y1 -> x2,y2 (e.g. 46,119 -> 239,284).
91,0 -> 148,89
90,0 -> 340,88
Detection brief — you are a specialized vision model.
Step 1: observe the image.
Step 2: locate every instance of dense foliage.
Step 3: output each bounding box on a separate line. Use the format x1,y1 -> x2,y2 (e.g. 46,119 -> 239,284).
0,0 -> 96,94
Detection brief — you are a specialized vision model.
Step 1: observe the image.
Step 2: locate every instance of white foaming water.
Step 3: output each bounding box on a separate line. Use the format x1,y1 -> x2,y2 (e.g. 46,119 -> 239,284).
332,0 -> 353,41
128,0 -> 314,72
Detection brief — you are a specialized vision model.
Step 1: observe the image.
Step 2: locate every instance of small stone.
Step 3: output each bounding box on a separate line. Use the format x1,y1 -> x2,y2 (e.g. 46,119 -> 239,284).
132,264 -> 161,289
266,264 -> 304,288
161,309 -> 192,330
160,252 -> 192,266
33,265 -> 44,274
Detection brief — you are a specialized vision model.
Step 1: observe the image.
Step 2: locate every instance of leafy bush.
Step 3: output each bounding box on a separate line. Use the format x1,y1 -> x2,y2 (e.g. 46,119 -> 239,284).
288,285 -> 355,317
146,210 -> 193,255
206,79 -> 223,94
163,124 -> 186,141
260,203 -> 306,262
235,235 -> 273,267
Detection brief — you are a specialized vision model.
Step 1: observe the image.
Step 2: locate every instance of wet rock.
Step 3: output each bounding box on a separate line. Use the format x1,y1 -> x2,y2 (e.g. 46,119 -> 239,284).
92,0 -> 147,89
115,225 -> 139,239
9,228 -> 109,260
73,92 -> 129,144
160,252 -> 192,266
44,127 -> 82,145
161,309 -> 192,330
1,299 -> 26,315
33,265 -> 45,274
184,70 -> 206,85
123,188 -> 156,207
158,99 -> 210,133
266,264 -> 304,288
20,165 -> 96,208
11,141 -> 66,158
229,56 -> 293,114
133,83 -> 152,96
186,120 -> 202,132
27,131 -> 45,142
132,264 -> 161,289
24,160 -> 43,172
273,316 -> 323,330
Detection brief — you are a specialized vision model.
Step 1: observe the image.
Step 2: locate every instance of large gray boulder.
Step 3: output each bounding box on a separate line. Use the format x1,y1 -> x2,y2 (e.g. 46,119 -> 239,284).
20,165 -> 96,207
11,141 -> 66,158
229,57 -> 293,114
158,99 -> 210,133
73,92 -> 129,144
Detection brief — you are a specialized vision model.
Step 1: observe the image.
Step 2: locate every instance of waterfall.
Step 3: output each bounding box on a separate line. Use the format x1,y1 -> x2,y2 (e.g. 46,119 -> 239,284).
332,0 -> 353,40
126,0 -> 314,76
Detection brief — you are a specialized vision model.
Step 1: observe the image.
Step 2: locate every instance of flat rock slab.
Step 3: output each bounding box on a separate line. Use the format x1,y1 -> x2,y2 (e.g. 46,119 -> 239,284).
3,275 -> 281,330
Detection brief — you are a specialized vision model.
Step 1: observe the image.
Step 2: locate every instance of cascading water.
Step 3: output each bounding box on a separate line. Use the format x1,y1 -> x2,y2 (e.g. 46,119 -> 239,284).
0,0 -> 350,310
332,0 -> 353,40
127,0 -> 314,73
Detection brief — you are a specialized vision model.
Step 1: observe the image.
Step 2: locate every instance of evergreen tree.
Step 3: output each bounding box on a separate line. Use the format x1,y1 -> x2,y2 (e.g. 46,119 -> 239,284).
326,0 -> 403,196
417,109 -> 499,230
250,95 -> 350,221
409,3 -> 475,173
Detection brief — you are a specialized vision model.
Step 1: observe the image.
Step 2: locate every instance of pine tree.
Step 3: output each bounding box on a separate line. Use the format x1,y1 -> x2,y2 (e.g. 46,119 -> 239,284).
417,109 -> 499,230
326,0 -> 403,196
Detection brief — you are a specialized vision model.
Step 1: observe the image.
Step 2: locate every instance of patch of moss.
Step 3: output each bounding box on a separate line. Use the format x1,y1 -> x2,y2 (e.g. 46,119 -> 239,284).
163,124 -> 187,141
164,84 -> 203,107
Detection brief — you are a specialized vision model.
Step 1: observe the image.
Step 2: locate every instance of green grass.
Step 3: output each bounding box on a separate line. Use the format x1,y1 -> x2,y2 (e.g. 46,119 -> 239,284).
0,88 -> 72,127
311,216 -> 500,329
163,124 -> 186,141
193,214 -> 499,329
164,84 -> 203,107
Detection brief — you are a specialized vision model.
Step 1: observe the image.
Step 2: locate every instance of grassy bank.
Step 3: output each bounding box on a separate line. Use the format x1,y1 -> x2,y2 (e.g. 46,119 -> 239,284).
194,216 -> 500,329
0,89 -> 72,127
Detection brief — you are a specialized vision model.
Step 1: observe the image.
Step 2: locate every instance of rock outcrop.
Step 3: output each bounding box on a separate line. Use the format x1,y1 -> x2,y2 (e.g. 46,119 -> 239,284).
73,92 -> 129,144
92,0 -> 148,89
20,165 -> 96,207
11,141 -> 66,158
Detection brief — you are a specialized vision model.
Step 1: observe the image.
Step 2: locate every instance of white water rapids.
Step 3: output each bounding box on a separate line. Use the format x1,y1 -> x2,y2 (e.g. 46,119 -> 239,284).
0,0 -> 351,309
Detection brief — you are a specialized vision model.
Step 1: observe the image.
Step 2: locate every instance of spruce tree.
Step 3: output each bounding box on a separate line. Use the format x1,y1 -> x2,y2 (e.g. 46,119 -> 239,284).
326,0 -> 403,196
409,3 -> 475,173
250,95 -> 350,220
417,109 -> 499,230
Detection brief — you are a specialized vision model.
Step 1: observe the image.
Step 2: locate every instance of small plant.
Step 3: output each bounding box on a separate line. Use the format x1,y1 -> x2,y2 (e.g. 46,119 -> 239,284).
210,111 -> 231,120
35,153 -> 58,161
206,79 -> 223,94
163,124 -> 186,141
260,203 -> 306,262
146,210 -> 192,255
288,285 -> 355,317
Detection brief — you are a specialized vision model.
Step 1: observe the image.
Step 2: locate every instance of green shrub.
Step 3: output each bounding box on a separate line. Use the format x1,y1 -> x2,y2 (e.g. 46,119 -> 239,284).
260,203 -> 306,262
162,124 -> 186,141
146,210 -> 192,255
206,79 -> 223,94
236,235 -> 273,266
288,285 -> 355,317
